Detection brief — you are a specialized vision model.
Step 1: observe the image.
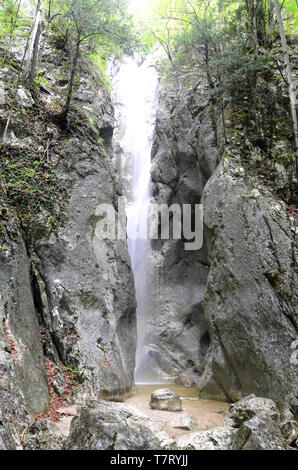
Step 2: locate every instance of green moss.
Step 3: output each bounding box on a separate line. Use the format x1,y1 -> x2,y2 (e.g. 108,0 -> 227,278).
64,365 -> 84,385
84,111 -> 102,141
224,107 -> 246,123
0,141 -> 67,241
35,69 -> 50,87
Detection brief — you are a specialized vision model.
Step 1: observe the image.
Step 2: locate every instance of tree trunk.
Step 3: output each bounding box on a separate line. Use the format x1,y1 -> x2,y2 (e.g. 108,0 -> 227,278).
204,41 -> 218,149
269,0 -> 275,42
26,0 -> 41,78
28,20 -> 42,90
60,37 -> 81,124
253,0 -> 259,55
275,0 -> 298,168
246,0 -> 259,57
47,0 -> 53,21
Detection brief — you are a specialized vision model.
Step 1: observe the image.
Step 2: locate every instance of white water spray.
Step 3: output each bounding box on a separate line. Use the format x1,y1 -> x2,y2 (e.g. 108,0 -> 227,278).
111,56 -> 159,383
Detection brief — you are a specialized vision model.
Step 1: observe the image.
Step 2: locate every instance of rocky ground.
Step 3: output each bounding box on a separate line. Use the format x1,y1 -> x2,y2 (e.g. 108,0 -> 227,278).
19,392 -> 298,450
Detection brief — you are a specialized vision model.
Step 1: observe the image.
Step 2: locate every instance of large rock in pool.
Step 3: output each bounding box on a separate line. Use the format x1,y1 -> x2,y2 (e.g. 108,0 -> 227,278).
149,389 -> 182,411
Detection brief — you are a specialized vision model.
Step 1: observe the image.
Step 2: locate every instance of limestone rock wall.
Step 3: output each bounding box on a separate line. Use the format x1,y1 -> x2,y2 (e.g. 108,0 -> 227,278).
34,134 -> 136,399
0,32 -> 137,443
148,53 -> 297,404
0,221 -> 49,448
145,60 -> 219,384
199,161 -> 297,404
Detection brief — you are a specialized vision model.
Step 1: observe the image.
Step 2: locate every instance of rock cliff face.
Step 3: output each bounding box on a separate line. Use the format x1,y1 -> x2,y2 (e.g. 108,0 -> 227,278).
0,221 -> 49,448
199,162 -> 297,404
147,53 -> 297,404
145,59 -> 219,384
0,35 -> 136,447
33,124 -> 136,400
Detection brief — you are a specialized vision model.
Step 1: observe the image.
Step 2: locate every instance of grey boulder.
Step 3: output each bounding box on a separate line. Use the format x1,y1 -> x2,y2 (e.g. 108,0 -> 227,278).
225,394 -> 280,427
177,427 -> 237,450
23,419 -> 65,450
64,402 -> 159,450
149,389 -> 182,411
169,412 -> 197,431
234,414 -> 290,450
16,86 -> 34,108
227,395 -> 290,450
177,395 -> 292,450
280,419 -> 298,446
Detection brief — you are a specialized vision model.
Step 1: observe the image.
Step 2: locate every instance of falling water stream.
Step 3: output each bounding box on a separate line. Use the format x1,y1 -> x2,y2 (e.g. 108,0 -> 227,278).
111,56 -> 159,383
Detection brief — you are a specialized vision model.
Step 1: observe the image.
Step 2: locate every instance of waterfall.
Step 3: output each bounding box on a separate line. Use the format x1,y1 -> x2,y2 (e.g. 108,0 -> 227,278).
111,56 -> 159,383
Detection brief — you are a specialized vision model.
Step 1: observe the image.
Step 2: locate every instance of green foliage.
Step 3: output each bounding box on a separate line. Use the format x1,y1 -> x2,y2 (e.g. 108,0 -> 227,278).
56,0 -> 137,121
88,51 -> 111,90
0,0 -> 30,45
213,50 -> 271,97
0,0 -> 138,239
0,0 -> 19,39
62,0 -> 136,51
64,365 -> 84,385
135,0 -> 297,57
283,0 -> 298,34
35,68 -> 50,87
0,0 -> 297,230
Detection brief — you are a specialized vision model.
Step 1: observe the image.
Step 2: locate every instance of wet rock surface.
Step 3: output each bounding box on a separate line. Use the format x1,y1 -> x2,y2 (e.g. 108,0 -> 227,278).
0,221 -> 49,440
0,17 -> 297,452
34,135 -> 136,400
32,47 -> 136,400
145,47 -> 297,405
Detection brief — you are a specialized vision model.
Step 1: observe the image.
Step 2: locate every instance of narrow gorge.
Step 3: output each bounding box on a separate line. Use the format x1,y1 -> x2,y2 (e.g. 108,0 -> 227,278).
0,0 -> 297,453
